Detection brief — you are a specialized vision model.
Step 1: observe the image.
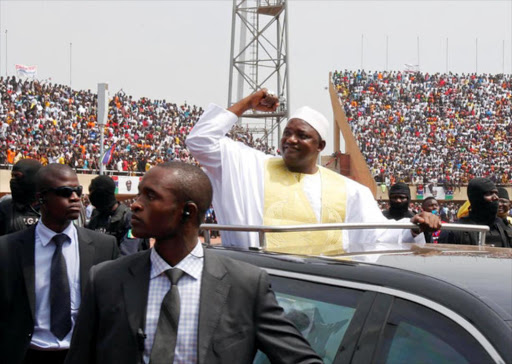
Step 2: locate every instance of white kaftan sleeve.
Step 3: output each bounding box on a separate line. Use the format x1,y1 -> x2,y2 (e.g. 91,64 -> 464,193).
342,178 -> 425,253
187,104 -> 270,249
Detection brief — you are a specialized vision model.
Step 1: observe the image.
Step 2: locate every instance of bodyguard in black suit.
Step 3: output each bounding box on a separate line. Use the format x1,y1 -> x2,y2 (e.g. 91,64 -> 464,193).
0,164 -> 119,364
66,161 -> 321,364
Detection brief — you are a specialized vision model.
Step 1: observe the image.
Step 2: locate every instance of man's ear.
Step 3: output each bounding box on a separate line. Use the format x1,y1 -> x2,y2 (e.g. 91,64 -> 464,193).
318,140 -> 326,152
181,201 -> 198,223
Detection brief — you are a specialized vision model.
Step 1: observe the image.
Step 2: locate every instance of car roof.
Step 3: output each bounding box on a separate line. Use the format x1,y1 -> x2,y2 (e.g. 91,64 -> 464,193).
342,245 -> 512,320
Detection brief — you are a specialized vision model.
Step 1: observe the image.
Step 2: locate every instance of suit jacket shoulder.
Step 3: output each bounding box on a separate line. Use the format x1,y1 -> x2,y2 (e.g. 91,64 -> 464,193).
204,249 -> 264,279
0,225 -> 117,248
76,226 -> 119,260
83,249 -> 151,310
0,225 -> 36,246
76,226 -> 117,245
90,249 -> 150,280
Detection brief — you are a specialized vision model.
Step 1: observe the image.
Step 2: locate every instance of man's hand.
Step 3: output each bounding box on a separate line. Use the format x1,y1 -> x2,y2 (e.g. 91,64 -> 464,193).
410,212 -> 442,236
228,89 -> 279,117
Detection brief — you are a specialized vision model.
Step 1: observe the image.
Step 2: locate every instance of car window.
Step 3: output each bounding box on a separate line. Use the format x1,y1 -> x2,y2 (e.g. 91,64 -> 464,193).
254,275 -> 364,364
374,298 -> 493,364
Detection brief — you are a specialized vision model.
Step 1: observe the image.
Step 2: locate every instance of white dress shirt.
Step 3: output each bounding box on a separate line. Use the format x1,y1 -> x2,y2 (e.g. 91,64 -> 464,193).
144,241 -> 204,364
31,221 -> 81,349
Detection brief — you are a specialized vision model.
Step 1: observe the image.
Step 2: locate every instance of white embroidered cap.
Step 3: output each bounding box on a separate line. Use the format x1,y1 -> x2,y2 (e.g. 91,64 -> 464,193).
288,106 -> 329,141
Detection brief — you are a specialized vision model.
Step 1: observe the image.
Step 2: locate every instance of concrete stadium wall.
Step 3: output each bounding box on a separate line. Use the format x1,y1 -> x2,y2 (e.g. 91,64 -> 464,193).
0,169 -> 9,192
1,167 -> 511,202
0,170 -> 137,198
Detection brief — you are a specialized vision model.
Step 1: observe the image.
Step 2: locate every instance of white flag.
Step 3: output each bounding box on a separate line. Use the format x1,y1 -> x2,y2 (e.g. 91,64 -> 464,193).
404,64 -> 419,73
15,64 -> 37,78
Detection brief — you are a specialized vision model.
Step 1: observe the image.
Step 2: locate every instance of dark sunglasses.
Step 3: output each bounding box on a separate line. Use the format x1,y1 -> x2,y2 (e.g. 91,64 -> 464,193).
44,185 -> 83,198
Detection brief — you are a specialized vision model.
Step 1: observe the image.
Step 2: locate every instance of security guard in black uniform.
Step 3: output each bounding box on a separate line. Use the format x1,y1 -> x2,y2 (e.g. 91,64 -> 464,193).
87,175 -> 148,255
0,159 -> 42,236
439,178 -> 512,247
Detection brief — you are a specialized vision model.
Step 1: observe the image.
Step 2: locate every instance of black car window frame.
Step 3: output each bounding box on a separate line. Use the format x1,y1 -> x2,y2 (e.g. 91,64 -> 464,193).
262,268 -> 505,364
371,297 -> 494,364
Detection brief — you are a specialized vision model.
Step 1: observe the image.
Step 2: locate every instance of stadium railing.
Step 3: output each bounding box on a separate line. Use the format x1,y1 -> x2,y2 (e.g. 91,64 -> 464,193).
199,222 -> 490,249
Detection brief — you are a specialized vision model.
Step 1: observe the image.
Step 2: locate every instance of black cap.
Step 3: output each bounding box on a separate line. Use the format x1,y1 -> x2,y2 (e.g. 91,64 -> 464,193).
498,187 -> 509,200
389,182 -> 411,199
90,175 -> 116,194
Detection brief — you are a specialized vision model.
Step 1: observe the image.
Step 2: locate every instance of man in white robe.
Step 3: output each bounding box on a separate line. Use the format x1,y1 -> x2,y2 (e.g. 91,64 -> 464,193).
187,90 -> 440,254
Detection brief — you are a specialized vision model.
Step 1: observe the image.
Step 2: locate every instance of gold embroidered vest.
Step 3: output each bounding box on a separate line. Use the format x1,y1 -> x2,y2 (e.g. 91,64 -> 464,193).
263,158 -> 347,255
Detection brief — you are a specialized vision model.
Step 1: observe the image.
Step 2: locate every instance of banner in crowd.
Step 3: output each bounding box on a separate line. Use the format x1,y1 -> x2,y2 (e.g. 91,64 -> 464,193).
415,184 -> 454,200
416,184 -> 424,199
15,64 -> 37,78
113,176 -> 141,194
423,185 -> 453,200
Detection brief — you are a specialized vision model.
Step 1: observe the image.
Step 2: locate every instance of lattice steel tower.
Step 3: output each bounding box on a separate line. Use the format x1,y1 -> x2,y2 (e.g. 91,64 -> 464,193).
228,0 -> 289,149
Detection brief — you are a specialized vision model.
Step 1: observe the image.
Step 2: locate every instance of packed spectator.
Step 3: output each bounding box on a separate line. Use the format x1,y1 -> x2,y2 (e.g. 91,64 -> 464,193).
0,76 -> 274,174
379,200 -> 463,223
333,70 -> 512,187
2,72 -> 510,190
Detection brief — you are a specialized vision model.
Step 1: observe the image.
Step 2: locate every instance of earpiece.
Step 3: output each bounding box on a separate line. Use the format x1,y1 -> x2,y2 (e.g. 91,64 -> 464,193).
38,197 -> 45,204
181,202 -> 193,220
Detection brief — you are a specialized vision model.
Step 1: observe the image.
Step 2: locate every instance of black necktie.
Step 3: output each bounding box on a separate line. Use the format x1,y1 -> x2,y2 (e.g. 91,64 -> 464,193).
150,268 -> 185,364
50,233 -> 72,340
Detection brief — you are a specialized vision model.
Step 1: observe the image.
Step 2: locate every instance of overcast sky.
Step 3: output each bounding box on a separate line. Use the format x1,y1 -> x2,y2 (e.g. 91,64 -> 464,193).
1,0 -> 510,152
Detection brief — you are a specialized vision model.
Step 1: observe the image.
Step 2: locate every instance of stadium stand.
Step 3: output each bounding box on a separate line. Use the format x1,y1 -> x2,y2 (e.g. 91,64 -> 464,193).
332,70 -> 512,187
1,72 -> 510,192
0,76 -> 274,175
378,200 -> 463,223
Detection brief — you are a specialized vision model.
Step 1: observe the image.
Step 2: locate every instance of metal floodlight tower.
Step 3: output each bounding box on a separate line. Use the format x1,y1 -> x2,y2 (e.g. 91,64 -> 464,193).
228,0 -> 289,149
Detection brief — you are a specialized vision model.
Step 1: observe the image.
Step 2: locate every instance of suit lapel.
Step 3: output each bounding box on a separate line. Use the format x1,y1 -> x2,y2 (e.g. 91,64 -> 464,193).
77,227 -> 95,297
197,250 -> 230,364
19,226 -> 37,320
124,250 -> 151,335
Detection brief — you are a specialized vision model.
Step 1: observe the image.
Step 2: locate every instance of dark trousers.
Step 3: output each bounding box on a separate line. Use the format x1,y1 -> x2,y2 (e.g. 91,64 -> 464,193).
23,348 -> 69,364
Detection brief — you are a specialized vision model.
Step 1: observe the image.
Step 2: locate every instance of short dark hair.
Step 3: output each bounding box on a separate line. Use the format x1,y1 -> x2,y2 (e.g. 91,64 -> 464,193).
422,196 -> 437,209
155,161 -> 213,225
35,164 -> 76,193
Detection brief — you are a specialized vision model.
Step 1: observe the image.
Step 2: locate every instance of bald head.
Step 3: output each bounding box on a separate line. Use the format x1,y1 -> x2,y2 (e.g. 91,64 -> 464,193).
156,161 -> 213,224
35,164 -> 77,193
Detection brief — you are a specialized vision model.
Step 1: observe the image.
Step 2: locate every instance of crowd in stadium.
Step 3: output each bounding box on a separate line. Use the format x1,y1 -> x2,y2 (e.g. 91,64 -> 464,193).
332,70 -> 512,187
378,200 -> 462,222
1,72 -> 511,189
0,76 -> 274,174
